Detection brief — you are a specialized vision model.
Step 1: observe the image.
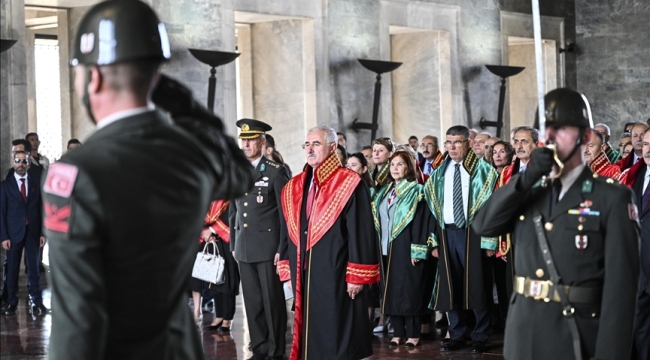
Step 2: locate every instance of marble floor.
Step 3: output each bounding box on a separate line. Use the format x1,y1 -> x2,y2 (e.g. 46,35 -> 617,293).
1,268 -> 505,359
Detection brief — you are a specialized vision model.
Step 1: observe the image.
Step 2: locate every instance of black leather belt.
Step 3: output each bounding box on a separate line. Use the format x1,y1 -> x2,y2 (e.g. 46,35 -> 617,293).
445,223 -> 464,230
514,276 -> 602,304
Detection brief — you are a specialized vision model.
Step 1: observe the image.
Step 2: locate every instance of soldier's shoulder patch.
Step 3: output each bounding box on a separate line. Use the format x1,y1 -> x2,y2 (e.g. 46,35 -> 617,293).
43,162 -> 78,236
44,162 -> 79,198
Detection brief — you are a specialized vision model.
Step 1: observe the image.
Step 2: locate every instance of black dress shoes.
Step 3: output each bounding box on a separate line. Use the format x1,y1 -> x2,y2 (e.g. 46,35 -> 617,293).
31,303 -> 48,315
203,319 -> 223,331
470,340 -> 487,353
4,304 -> 17,315
440,339 -> 465,351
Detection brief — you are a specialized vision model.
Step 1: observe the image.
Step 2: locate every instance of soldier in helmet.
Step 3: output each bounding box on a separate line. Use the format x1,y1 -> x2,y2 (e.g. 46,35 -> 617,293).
42,1 -> 252,359
473,88 -> 640,360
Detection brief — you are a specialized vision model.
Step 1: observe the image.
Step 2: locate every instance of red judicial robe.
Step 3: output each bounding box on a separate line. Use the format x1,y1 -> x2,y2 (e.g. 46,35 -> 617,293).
277,153 -> 380,360
588,150 -> 621,180
202,200 -> 239,295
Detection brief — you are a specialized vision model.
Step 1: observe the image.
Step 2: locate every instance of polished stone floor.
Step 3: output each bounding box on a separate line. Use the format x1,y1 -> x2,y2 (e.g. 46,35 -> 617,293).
1,267 -> 505,359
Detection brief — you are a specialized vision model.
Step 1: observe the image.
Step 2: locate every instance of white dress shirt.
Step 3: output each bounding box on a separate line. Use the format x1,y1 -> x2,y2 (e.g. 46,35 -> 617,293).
13,171 -> 28,197
643,166 -> 650,194
250,155 -> 263,169
96,106 -> 152,130
558,164 -> 585,201
443,161 -> 469,224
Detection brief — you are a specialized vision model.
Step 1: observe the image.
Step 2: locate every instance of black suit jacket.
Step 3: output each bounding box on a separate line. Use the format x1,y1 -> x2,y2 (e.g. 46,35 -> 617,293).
43,110 -> 243,360
631,163 -> 650,294
0,174 -> 42,243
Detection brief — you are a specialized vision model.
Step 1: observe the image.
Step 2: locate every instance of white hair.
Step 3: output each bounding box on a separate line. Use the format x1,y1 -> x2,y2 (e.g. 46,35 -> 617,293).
594,123 -> 611,135
307,125 -> 337,144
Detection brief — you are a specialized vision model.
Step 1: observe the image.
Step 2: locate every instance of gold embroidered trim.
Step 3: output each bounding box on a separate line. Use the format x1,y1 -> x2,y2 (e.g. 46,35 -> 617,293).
346,267 -> 380,277
284,178 -> 299,243
309,175 -> 356,247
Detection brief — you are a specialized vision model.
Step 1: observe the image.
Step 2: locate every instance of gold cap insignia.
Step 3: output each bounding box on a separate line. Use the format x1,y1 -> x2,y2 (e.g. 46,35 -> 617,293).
242,124 -> 250,131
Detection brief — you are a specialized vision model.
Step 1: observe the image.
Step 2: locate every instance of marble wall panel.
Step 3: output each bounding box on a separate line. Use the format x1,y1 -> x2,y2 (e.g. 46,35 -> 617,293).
251,19 -> 311,171
1,0 -> 28,175
576,0 -> 650,141
391,31 -> 442,144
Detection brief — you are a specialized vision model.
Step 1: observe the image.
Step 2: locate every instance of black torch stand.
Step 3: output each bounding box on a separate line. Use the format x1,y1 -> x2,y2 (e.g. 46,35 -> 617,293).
353,59 -> 402,141
479,65 -> 525,138
1,39 -> 18,53
188,49 -> 240,112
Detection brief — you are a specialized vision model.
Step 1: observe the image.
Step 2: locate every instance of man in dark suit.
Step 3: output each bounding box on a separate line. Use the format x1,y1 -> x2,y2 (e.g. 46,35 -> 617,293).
624,128 -> 650,360
409,135 -> 425,163
230,119 -> 289,360
0,151 -> 46,315
43,2 -> 252,359
474,88 -> 640,360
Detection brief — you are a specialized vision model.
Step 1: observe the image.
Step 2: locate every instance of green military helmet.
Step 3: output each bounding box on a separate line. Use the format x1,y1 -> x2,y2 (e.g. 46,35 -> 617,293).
70,0 -> 171,67
534,88 -> 594,130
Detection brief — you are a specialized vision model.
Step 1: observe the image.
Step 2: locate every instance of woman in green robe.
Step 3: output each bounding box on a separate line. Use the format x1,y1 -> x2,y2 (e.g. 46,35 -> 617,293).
372,151 -> 436,347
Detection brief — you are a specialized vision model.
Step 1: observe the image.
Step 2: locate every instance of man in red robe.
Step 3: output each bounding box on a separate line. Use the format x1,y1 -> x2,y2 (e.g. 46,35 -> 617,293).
585,129 -> 622,179
497,126 -> 539,187
277,125 -> 379,360
418,135 -> 445,181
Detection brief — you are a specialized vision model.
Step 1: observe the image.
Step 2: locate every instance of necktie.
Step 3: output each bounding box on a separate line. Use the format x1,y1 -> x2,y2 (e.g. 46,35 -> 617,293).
643,179 -> 650,212
306,178 -> 317,219
550,179 -> 562,213
453,164 -> 466,228
520,165 -> 527,173
425,162 -> 432,175
20,178 -> 27,203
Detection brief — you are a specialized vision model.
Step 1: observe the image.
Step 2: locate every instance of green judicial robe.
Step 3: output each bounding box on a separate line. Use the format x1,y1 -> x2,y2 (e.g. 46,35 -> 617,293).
372,180 -> 436,316
423,149 -> 499,311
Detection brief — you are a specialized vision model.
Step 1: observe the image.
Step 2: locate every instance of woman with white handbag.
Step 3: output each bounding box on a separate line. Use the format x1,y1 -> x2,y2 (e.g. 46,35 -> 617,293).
196,200 -> 240,332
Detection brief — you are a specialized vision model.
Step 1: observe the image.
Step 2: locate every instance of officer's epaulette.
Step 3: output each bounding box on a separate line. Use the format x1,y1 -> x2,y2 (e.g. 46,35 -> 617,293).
264,158 -> 281,169
589,172 -> 623,188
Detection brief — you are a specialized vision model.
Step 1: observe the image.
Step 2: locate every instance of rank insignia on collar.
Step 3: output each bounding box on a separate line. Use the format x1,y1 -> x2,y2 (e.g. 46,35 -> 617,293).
575,235 -> 588,250
581,180 -> 593,193
260,164 -> 266,172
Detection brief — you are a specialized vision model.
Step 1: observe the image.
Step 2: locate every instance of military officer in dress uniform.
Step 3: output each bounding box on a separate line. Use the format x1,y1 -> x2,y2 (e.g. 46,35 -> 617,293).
230,119 -> 289,360
42,2 -> 252,359
473,88 -> 640,360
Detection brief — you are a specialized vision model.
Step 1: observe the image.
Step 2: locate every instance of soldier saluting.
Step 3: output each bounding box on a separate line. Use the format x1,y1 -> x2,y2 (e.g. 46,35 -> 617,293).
473,88 -> 640,360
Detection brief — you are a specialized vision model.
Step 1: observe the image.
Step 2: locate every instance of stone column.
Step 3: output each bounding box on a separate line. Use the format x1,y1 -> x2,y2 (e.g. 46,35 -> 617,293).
1,0 -> 28,175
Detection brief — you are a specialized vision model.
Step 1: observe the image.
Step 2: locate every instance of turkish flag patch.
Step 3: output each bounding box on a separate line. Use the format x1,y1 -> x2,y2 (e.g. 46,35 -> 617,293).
44,162 -> 78,198
44,202 -> 71,234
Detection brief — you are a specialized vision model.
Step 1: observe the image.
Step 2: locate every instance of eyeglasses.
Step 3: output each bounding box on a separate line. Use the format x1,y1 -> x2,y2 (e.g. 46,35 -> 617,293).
301,141 -> 334,149
443,140 -> 468,147
13,159 -> 29,164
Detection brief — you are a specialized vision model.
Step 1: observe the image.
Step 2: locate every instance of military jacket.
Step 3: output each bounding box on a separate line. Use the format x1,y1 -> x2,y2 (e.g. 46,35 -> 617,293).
230,156 -> 290,263
473,165 -> 640,360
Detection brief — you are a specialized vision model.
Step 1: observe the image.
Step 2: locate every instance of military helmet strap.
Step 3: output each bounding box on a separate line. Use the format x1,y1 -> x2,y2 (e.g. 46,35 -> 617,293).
82,66 -> 97,125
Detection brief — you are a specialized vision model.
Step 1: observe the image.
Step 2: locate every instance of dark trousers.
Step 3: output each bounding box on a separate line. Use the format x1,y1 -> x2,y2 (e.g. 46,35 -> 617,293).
6,232 -> 42,306
633,289 -> 650,360
392,315 -> 421,338
446,228 -> 490,342
214,292 -> 236,320
239,260 -> 286,357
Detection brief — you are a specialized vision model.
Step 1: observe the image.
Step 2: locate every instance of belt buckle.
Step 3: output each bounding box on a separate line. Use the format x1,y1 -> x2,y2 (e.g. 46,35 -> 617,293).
528,279 -> 551,300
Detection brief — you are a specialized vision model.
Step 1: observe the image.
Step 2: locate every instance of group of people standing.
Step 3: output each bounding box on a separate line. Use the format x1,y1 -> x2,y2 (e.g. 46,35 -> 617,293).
189,90 -> 646,360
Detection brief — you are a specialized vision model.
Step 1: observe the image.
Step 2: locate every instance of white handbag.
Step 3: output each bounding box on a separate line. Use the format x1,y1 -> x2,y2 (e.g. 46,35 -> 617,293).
192,242 -> 225,285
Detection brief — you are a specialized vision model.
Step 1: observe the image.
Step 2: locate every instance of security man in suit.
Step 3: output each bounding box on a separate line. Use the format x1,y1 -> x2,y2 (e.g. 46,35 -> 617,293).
42,1 -> 252,359
0,151 -> 46,315
473,88 -> 640,360
230,119 -> 289,360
